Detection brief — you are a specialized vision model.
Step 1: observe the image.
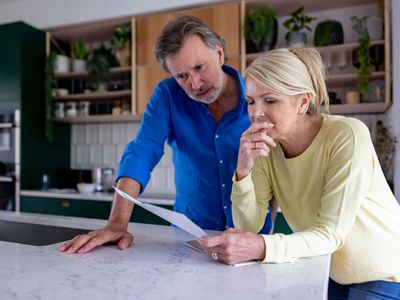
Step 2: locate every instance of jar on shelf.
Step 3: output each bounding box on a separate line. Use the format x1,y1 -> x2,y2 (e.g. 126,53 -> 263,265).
54,102 -> 65,118
65,102 -> 77,117
112,101 -> 122,115
78,101 -> 90,116
122,102 -> 131,115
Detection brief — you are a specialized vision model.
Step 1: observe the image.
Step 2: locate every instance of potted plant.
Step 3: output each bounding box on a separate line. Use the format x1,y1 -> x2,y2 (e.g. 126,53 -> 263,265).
110,24 -> 131,67
283,6 -> 315,47
314,20 -> 344,47
244,6 -> 277,53
71,39 -> 89,72
87,44 -> 114,91
351,15 -> 371,101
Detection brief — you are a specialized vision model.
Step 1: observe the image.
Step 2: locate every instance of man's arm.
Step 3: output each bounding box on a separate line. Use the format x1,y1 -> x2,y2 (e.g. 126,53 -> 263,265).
59,177 -> 140,254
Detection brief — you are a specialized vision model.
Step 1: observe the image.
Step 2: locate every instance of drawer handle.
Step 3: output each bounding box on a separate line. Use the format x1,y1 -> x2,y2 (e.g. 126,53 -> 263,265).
59,201 -> 70,208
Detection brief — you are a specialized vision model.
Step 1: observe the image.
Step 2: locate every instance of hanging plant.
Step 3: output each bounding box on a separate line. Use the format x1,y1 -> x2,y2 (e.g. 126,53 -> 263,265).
44,51 -> 57,142
351,16 -> 371,101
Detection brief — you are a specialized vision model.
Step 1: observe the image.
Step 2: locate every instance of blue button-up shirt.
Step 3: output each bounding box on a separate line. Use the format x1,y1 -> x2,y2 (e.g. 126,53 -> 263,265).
118,65 -> 272,232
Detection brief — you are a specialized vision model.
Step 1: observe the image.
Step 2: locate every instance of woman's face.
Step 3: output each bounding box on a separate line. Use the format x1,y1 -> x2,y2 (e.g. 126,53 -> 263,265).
245,76 -> 305,141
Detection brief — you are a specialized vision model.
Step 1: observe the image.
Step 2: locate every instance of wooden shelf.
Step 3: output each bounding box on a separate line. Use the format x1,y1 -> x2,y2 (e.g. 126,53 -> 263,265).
323,101 -> 390,115
52,114 -> 141,124
55,66 -> 131,79
246,40 -> 385,64
56,90 -> 131,101
327,71 -> 385,87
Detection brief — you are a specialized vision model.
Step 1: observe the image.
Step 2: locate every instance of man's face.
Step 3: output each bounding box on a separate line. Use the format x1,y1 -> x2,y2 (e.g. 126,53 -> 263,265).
165,35 -> 225,104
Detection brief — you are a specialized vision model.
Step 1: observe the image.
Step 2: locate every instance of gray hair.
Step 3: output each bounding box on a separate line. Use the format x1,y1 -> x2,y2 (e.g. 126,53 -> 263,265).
155,15 -> 227,72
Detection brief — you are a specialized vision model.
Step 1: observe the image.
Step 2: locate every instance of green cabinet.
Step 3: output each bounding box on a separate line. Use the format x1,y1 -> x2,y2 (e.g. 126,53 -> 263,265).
20,196 -> 172,225
0,21 -> 70,191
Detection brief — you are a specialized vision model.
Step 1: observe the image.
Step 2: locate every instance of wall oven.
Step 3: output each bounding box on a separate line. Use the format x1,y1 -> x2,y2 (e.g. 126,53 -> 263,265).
0,110 -> 20,211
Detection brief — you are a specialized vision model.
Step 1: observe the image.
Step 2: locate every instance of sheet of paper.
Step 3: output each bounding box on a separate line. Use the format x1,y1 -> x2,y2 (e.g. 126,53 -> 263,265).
113,186 -> 207,239
185,240 -> 259,267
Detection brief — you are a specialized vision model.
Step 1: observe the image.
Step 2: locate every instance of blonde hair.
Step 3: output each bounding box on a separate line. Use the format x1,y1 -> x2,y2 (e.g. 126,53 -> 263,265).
244,48 -> 329,114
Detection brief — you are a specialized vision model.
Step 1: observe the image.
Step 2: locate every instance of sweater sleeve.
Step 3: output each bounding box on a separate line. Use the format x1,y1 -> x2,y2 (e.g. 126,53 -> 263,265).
263,121 -> 375,263
231,157 -> 273,234
117,80 -> 172,193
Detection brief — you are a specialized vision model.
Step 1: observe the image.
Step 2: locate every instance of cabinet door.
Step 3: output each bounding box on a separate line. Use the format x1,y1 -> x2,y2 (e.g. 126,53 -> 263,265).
21,195 -> 173,225
21,196 -> 112,219
0,22 -> 21,110
136,3 -> 241,115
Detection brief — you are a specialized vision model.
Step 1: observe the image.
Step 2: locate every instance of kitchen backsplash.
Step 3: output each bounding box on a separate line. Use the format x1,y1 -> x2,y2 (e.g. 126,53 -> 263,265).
71,123 -> 175,196
70,114 -> 384,198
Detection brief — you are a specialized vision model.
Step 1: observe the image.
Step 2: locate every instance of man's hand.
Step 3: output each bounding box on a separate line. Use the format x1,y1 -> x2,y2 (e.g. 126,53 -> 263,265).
198,228 -> 266,265
59,224 -> 134,254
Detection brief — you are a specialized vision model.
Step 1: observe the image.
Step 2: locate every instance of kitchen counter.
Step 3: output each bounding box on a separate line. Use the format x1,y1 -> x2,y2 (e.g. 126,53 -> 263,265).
21,189 -> 175,206
0,211 -> 330,299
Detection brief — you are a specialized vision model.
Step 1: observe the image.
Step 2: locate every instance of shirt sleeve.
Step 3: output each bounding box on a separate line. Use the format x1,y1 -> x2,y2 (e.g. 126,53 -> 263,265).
117,81 -> 172,193
231,157 -> 273,233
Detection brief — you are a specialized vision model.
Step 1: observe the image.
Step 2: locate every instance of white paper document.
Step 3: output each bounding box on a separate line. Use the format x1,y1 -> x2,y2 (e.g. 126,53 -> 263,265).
113,187 -> 207,238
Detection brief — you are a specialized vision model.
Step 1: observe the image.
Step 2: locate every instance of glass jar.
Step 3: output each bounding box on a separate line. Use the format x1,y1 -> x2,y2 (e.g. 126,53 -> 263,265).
112,101 -> 122,116
65,102 -> 77,117
78,101 -> 90,116
54,102 -> 65,118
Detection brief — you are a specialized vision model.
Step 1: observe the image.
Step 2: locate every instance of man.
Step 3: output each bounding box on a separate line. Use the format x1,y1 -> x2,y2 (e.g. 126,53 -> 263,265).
60,16 -> 273,254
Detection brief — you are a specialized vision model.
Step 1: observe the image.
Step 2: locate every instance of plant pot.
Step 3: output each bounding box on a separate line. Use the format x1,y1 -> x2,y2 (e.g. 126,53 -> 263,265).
286,32 -> 306,47
115,41 -> 131,67
54,55 -> 70,73
72,59 -> 87,72
366,17 -> 383,40
314,20 -> 344,46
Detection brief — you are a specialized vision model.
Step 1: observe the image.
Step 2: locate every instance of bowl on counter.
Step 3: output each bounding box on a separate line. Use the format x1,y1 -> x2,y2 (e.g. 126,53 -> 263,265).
76,183 -> 95,194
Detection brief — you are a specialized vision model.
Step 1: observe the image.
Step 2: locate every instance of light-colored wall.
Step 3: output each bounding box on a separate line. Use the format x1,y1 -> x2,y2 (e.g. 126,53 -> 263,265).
0,0 -> 398,199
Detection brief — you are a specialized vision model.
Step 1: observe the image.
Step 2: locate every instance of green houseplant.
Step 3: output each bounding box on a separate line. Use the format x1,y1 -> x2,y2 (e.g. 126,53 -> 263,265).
71,39 -> 89,72
110,24 -> 131,66
351,15 -> 371,101
284,6 -> 315,47
244,6 -> 277,53
87,44 -> 115,90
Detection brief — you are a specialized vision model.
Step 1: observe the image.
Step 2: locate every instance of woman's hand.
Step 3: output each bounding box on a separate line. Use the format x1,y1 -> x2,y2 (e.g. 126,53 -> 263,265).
236,122 -> 276,180
198,228 -> 266,265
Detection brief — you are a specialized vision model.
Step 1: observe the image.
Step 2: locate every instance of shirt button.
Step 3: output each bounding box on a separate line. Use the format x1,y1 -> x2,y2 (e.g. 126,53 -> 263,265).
225,225 -> 229,229
222,184 -> 226,188
215,134 -> 219,139
219,160 -> 223,164
223,205 -> 227,210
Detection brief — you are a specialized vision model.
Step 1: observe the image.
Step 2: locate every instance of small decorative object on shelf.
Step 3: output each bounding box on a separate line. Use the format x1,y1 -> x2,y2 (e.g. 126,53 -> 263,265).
87,44 -> 117,91
375,121 -> 397,191
351,15 -> 372,102
111,24 -> 132,67
244,6 -> 277,53
283,6 -> 315,47
314,20 -> 344,47
71,39 -> 89,72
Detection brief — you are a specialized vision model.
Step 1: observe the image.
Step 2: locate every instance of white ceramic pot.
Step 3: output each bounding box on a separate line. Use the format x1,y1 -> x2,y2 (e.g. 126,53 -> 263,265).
72,59 -> 87,72
366,17 -> 383,40
54,55 -> 70,73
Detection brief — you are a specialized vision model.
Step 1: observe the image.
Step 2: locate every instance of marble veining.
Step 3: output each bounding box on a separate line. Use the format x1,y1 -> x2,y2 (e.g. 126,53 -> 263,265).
0,211 -> 330,299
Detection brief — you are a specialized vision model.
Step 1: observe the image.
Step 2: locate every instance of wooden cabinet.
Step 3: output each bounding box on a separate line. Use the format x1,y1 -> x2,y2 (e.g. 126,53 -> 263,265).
135,3 -> 242,115
21,195 -> 172,225
243,0 -> 392,115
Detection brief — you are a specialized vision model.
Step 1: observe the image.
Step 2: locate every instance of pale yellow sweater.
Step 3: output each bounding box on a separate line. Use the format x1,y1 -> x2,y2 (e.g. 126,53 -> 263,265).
232,114 -> 400,284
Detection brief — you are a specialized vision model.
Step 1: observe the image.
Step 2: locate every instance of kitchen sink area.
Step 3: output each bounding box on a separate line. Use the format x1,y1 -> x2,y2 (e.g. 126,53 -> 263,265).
0,219 -> 89,246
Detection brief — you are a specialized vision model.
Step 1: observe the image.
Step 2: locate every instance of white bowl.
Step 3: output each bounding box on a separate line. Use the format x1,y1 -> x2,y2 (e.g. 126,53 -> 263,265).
77,183 -> 95,194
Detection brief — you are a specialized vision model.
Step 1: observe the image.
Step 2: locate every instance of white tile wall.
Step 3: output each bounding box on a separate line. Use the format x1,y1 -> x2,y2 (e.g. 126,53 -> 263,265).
71,122 -> 175,195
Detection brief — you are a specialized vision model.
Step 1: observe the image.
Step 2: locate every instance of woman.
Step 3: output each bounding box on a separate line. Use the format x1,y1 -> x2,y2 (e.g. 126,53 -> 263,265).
198,48 -> 400,299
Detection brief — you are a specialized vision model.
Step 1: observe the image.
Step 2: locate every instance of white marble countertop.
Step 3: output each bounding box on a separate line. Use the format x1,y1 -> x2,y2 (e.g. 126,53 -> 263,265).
0,211 -> 330,300
21,189 -> 175,206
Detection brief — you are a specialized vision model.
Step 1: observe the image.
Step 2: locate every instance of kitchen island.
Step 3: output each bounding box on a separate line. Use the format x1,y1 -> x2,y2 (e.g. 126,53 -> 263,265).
0,211 -> 330,299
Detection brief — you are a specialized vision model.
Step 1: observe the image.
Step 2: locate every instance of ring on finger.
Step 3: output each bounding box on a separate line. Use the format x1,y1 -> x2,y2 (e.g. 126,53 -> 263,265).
211,252 -> 219,261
